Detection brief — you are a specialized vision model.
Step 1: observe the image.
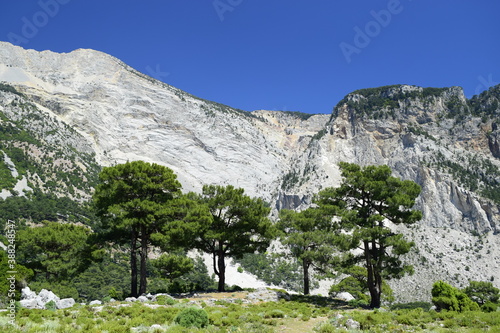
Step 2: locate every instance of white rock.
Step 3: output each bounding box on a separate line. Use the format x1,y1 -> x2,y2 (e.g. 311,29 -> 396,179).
20,298 -> 40,309
345,318 -> 360,329
56,298 -> 75,309
335,292 -> 355,302
38,289 -> 60,304
21,287 -> 36,300
89,300 -> 102,305
137,296 -> 149,302
150,324 -> 164,331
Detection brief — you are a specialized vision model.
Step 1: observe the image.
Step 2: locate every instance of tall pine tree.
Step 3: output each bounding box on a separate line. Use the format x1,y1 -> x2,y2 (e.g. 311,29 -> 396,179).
317,162 -> 422,308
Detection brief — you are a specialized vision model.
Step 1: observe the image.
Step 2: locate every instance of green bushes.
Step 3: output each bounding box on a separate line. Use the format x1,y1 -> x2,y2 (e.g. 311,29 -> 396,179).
432,280 -> 480,312
174,307 -> 209,328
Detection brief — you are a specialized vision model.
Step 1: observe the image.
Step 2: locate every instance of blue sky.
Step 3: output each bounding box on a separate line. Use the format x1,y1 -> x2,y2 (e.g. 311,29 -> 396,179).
1,0 -> 499,114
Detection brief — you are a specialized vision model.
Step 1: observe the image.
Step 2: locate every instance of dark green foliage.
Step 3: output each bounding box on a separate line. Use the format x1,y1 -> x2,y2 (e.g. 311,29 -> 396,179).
152,253 -> 194,281
237,252 -> 308,292
281,111 -> 316,121
464,280 -> 499,306
0,192 -> 97,232
72,253 -> 130,301
0,83 -> 24,97
431,280 -> 480,312
311,128 -> 327,141
164,256 -> 215,293
17,221 -> 91,282
330,266 -> 370,302
44,300 -> 57,311
0,250 -> 33,304
281,170 -> 301,190
317,163 -> 422,308
278,207 -> 341,295
174,307 -> 209,328
329,266 -> 394,304
468,84 -> 500,117
148,253 -> 215,294
93,161 -> 186,296
0,153 -> 17,191
191,185 -> 275,292
29,280 -> 79,300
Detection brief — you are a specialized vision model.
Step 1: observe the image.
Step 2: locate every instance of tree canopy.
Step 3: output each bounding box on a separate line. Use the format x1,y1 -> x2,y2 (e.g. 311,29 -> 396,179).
17,221 -> 91,282
191,185 -> 275,291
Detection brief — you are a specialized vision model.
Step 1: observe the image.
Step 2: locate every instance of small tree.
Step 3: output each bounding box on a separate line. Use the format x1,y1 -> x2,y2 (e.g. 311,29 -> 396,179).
278,207 -> 341,295
464,280 -> 499,306
317,162 -> 422,308
192,185 -> 275,292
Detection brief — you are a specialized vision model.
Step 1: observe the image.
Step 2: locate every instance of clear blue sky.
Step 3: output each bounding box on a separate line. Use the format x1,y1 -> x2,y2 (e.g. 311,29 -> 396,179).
1,0 -> 499,114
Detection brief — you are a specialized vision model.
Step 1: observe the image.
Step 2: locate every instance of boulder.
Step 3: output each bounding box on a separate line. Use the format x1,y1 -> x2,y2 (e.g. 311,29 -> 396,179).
21,287 -> 36,300
345,318 -> 360,330
137,296 -> 149,302
56,298 -> 75,309
20,298 -> 40,309
150,324 -> 164,331
89,300 -> 102,305
124,297 -> 137,302
335,292 -> 355,302
38,289 -> 59,304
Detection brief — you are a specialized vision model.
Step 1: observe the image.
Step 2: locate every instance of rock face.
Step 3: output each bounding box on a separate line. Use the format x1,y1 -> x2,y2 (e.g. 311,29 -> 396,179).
0,42 -> 499,302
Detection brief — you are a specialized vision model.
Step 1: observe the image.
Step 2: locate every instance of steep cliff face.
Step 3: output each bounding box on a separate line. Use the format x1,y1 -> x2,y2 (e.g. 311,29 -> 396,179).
0,42 -> 499,301
285,84 -> 500,235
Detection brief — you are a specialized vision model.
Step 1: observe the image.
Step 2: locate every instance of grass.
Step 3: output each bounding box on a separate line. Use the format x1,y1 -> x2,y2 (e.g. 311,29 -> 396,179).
1,292 -> 499,332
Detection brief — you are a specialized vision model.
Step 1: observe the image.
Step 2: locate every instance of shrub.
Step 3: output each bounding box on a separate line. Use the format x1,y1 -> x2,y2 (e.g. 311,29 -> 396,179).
265,309 -> 285,318
432,280 -> 480,312
45,300 -> 57,311
174,307 -> 209,328
390,302 -> 432,311
156,295 -> 176,306
464,281 -> 500,305
481,301 -> 498,313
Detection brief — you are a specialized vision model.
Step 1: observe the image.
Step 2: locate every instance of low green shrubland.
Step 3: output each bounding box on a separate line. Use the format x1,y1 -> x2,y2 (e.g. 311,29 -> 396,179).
1,293 -> 498,332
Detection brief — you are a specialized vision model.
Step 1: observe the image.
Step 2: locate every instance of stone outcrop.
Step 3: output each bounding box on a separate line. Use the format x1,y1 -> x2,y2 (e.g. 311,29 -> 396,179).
19,287 -> 75,310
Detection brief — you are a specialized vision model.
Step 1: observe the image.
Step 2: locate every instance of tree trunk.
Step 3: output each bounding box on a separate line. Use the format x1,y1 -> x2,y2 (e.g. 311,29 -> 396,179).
130,235 -> 138,297
303,259 -> 310,295
217,249 -> 226,292
139,233 -> 148,295
365,240 -> 381,308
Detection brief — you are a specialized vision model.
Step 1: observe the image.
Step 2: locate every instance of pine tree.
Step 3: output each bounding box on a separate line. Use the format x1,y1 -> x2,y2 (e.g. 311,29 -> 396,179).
192,185 -> 275,292
317,162 -> 422,308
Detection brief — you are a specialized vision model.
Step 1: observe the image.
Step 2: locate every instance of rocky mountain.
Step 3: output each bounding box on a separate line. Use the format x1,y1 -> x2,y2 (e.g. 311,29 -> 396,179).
0,41 -> 498,302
